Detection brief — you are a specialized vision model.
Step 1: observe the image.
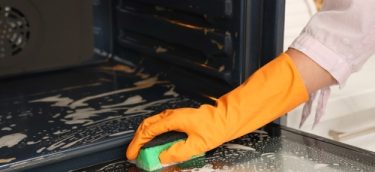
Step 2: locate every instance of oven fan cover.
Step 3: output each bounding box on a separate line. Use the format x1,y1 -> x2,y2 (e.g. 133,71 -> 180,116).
0,0 -> 93,78
0,5 -> 30,58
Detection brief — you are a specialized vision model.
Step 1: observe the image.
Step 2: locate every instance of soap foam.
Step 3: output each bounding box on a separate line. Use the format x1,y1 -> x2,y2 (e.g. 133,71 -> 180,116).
0,133 -> 27,148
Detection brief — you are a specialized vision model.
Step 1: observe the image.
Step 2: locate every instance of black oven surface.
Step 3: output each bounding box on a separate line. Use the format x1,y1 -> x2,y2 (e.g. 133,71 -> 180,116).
1,0 -> 375,172
1,63 -> 375,172
0,62 -> 206,171
74,124 -> 375,172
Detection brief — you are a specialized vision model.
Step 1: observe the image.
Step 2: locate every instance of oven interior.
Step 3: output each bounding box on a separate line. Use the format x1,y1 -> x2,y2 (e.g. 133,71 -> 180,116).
0,0 -> 287,171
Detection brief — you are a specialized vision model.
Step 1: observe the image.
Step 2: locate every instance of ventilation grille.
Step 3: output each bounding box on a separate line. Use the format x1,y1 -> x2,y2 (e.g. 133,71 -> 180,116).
0,6 -> 30,58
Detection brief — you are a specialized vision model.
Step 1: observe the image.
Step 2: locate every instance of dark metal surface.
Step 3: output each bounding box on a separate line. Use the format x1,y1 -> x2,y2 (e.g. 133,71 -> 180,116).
0,1 -> 323,172
112,0 -> 285,87
93,0 -> 114,59
74,124 -> 375,172
0,62 -> 206,171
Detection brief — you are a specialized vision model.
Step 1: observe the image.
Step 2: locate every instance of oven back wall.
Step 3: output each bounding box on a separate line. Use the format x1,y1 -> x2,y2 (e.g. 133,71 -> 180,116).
112,0 -> 285,97
113,0 -> 246,97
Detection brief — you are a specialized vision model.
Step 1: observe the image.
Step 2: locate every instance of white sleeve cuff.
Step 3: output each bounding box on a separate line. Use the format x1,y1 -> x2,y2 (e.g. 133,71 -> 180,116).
290,34 -> 352,87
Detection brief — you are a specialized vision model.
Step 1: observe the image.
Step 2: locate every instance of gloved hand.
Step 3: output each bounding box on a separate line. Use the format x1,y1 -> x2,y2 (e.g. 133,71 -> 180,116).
126,53 -> 309,164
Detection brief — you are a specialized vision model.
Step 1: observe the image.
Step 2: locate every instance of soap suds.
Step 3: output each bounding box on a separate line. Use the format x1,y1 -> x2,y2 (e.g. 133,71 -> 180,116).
18,111 -> 33,117
164,85 -> 179,97
109,130 -> 134,137
27,140 -> 41,145
63,108 -> 117,125
52,113 -> 61,118
75,98 -> 176,126
44,134 -> 77,152
0,133 -> 27,148
36,147 -> 46,153
98,161 -> 128,171
223,143 -> 256,151
0,73 -> 197,167
314,163 -> 329,169
124,98 -> 175,114
70,77 -> 159,108
253,130 -> 268,135
53,130 -> 69,135
61,138 -> 84,149
1,127 -> 12,131
47,142 -> 66,151
102,95 -> 145,108
155,46 -> 168,53
61,118 -> 93,125
186,164 -> 232,172
30,95 -> 74,107
0,157 -> 16,163
79,115 -> 124,127
261,153 -> 275,158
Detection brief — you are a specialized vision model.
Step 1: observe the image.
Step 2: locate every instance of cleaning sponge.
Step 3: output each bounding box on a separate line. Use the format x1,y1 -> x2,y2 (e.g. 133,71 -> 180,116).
136,131 -> 203,171
136,139 -> 183,171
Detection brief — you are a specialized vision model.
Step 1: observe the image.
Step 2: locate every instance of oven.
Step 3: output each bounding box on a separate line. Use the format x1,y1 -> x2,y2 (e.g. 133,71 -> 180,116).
0,0 -> 374,171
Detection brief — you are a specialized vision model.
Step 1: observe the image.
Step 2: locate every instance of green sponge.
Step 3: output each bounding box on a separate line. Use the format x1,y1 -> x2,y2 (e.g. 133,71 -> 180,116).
136,139 -> 183,171
136,131 -> 204,171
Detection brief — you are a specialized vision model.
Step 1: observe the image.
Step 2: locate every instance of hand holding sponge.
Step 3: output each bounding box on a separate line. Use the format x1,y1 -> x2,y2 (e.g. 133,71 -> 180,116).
127,53 -> 309,169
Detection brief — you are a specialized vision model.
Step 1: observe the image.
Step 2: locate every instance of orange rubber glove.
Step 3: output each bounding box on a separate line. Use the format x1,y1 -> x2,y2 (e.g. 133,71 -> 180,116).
126,53 -> 309,164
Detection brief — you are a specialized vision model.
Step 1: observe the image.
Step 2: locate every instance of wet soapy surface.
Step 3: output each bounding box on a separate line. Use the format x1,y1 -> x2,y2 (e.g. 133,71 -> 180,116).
1,62 -> 375,171
0,63 -> 201,170
75,126 -> 375,172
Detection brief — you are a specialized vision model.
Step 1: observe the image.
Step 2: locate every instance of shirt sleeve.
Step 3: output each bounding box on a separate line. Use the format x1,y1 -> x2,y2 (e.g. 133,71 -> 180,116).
290,0 -> 375,86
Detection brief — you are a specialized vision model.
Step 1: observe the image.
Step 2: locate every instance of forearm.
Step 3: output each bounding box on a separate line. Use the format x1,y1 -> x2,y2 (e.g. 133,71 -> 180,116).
286,48 -> 336,93
290,0 -> 375,88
